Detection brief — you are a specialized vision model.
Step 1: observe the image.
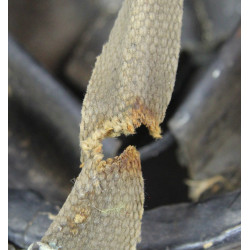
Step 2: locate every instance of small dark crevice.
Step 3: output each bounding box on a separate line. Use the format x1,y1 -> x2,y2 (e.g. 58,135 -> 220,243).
117,125 -> 157,155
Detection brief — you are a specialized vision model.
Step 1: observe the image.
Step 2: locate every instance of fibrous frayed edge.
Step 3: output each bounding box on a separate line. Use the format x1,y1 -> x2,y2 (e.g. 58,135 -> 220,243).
80,97 -> 162,166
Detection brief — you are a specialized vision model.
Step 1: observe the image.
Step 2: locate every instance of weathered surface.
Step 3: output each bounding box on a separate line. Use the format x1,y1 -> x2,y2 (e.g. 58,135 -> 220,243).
10,189 -> 240,250
80,0 -> 183,163
169,28 -> 241,200
28,0 -> 183,248
39,146 -> 144,250
64,0 -> 241,91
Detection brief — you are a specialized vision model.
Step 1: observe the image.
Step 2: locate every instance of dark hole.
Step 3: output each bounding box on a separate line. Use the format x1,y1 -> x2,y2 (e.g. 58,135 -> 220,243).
117,125 -> 157,154
115,125 -> 190,209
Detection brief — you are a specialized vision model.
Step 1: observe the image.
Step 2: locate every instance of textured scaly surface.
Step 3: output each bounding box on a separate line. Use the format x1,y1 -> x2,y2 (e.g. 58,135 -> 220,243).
80,0 -> 183,164
41,146 -> 144,249
28,0 -> 183,249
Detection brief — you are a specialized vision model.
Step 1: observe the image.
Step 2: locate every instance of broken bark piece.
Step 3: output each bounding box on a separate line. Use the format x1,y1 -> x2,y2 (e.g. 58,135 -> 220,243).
33,146 -> 144,250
